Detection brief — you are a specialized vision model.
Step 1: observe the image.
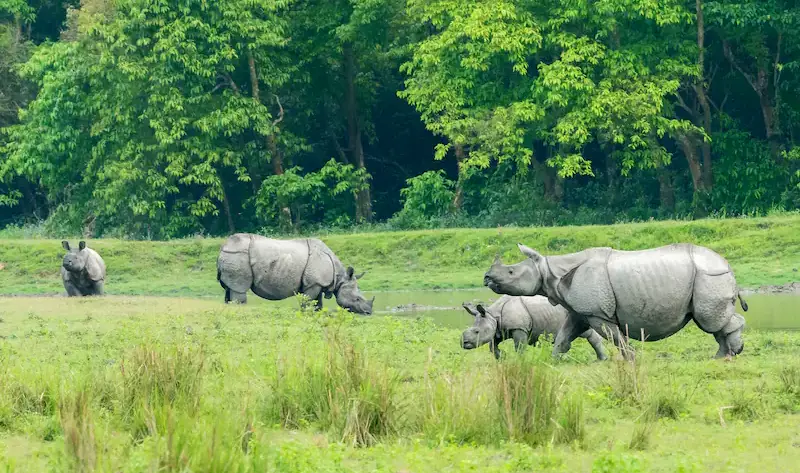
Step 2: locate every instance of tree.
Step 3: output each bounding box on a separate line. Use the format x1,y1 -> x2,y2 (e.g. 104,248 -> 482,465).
2,0 -> 294,236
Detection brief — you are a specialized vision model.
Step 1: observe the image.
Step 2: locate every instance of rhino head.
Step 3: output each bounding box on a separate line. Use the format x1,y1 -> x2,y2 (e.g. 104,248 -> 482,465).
61,240 -> 89,273
460,303 -> 498,350
483,244 -> 545,296
335,266 -> 374,315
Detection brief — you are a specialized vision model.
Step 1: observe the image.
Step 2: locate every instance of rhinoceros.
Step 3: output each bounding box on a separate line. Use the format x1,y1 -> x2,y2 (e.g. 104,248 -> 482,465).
483,243 -> 748,359
61,241 -> 106,297
217,233 -> 374,314
460,295 -> 608,360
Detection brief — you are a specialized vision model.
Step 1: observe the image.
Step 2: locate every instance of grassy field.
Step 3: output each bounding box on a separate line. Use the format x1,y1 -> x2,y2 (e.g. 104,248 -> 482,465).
0,215 -> 799,296
0,296 -> 798,472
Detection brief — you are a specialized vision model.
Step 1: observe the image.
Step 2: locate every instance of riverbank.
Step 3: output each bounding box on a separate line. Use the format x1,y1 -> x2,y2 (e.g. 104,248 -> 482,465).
0,215 -> 798,296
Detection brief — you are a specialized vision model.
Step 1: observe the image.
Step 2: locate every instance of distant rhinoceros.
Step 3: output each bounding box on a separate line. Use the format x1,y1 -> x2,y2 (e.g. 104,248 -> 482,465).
216,233 -> 374,314
460,295 -> 607,360
483,243 -> 748,359
61,240 -> 106,297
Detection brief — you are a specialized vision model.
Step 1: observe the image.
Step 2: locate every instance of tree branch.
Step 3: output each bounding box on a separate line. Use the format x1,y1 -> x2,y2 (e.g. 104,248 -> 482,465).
223,74 -> 241,95
272,94 -> 284,126
774,31 -> 783,90
722,40 -> 760,96
674,91 -> 695,116
708,91 -> 729,116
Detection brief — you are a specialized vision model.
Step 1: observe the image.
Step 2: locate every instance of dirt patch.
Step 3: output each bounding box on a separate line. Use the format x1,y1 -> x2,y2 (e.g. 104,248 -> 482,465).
741,282 -> 800,295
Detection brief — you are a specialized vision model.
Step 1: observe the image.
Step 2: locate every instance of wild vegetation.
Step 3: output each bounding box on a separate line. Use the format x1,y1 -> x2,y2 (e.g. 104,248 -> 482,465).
0,296 -> 798,472
1,0 -> 799,239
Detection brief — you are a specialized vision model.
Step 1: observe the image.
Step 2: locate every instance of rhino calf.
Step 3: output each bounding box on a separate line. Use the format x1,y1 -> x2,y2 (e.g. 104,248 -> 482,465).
61,241 -> 106,297
217,233 -> 374,314
461,295 -> 608,360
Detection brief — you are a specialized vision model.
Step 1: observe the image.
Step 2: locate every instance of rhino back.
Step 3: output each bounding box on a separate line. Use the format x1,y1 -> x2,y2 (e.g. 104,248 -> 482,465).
84,248 -> 106,281
607,244 -> 695,340
519,296 -> 568,335
249,236 -> 307,300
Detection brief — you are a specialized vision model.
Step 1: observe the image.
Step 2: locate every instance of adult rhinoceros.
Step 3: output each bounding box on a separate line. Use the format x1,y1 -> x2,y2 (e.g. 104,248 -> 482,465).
217,233 -> 374,314
483,243 -> 748,359
61,240 -> 106,297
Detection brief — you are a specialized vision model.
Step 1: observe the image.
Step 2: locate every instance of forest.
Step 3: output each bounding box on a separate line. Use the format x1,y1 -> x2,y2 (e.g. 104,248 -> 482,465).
0,0 -> 798,238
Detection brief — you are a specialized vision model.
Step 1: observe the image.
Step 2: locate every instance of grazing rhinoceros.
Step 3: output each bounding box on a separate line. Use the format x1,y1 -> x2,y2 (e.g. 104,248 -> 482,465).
61,241 -> 106,297
460,295 -> 608,360
483,243 -> 748,359
217,233 -> 374,314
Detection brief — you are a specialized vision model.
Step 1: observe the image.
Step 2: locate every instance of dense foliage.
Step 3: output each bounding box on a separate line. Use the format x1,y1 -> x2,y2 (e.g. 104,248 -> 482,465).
0,0 -> 798,237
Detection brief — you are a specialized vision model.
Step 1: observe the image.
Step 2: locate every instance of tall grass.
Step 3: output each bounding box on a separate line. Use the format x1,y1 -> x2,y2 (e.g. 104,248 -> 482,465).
119,344 -> 205,439
495,351 -> 562,446
59,388 -> 97,473
268,329 -> 400,446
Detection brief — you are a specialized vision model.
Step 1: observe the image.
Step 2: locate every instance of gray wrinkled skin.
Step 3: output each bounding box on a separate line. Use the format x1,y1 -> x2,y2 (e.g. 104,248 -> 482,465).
217,233 -> 374,314
460,295 -> 608,360
483,243 -> 748,359
61,241 -> 106,297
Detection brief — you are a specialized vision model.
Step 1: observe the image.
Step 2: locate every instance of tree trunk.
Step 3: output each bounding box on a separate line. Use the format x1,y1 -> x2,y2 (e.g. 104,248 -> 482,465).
452,144 -> 465,210
695,0 -> 714,190
678,133 -> 704,194
248,51 -> 290,226
758,82 -> 783,160
657,168 -> 675,212
221,184 -> 235,233
343,41 -> 372,223
722,39 -> 784,162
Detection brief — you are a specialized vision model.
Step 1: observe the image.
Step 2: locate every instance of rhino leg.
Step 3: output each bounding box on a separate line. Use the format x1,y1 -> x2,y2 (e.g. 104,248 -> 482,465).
511,330 -> 529,352
608,325 -> 636,361
300,285 -> 324,311
90,280 -> 104,296
579,329 -> 609,361
553,311 -> 591,358
228,290 -> 247,304
64,280 -> 82,297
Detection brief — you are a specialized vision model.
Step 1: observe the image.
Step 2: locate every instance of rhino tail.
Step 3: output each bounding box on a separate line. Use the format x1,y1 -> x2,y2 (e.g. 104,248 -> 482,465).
737,290 -> 748,312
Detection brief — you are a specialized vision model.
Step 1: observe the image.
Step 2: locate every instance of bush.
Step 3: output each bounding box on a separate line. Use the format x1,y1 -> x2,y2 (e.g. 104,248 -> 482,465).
389,170 -> 456,228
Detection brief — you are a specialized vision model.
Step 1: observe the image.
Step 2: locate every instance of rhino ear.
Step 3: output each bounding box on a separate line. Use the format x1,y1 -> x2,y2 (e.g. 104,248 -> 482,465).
556,265 -> 580,299
346,266 -> 355,279
518,243 -> 542,261
493,253 -> 502,265
62,241 -> 71,251
355,271 -> 366,280
462,303 -> 479,317
79,241 -> 86,251
476,304 -> 488,318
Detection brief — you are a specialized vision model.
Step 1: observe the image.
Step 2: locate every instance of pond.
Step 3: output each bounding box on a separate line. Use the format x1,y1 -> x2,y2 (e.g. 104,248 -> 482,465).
364,289 -> 800,331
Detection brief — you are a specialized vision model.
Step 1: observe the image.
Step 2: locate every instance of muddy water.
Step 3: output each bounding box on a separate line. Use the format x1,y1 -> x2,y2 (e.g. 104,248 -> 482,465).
368,289 -> 800,331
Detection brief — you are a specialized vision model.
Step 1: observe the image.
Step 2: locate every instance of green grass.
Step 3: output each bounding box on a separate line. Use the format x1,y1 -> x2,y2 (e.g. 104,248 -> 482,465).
0,215 -> 798,296
0,296 -> 799,472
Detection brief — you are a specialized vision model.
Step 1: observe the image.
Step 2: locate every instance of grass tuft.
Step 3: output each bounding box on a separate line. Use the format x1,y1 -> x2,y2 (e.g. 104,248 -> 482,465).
269,329 -> 399,447
59,388 -> 97,473
494,350 -> 563,446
